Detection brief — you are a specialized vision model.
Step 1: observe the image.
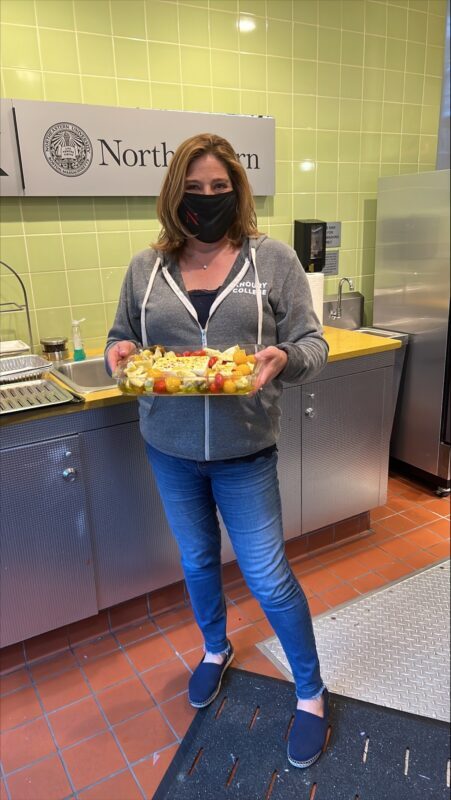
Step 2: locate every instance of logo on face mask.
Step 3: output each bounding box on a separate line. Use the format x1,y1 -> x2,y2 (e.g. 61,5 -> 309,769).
178,191 -> 237,243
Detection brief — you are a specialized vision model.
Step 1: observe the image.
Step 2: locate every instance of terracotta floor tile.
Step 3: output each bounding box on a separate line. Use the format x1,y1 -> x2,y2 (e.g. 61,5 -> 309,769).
401,527 -> 444,549
423,497 -> 451,516
379,538 -> 422,560
402,506 -> 442,526
321,584 -> 359,608
229,625 -> 267,663
254,618 -> 275,638
299,568 -> 343,593
6,754 -> 72,800
385,495 -> 420,513
36,668 -> 91,714
163,621 -> 204,654
78,769 -> 143,800
290,555 -> 325,573
0,686 -> 42,731
238,653 -> 286,681
125,634 -> 175,672
0,717 -> 56,773
367,525 -> 396,544
160,692 -> 196,739
132,744 -> 179,800
426,541 -> 450,559
233,596 -> 265,623
24,628 -> 70,664
426,518 -> 451,538
114,620 -> 158,647
49,696 -> 107,748
376,514 -> 417,535
387,476 -> 409,494
350,547 -> 396,570
114,706 -> 176,762
308,596 -> 330,616
109,596 -> 149,630
152,605 -> 194,630
396,487 -> 434,503
375,561 -> 414,581
97,677 -> 155,725
67,612 -> 110,646
30,651 -> 77,683
352,572 -> 388,595
141,658 -> 190,704
225,603 -> 253,632
328,556 -> 368,581
62,731 -> 126,791
82,650 -> 135,692
224,581 -> 251,601
75,634 -> 118,663
0,644 -> 25,675
403,550 -> 440,570
0,668 -> 31,696
316,541 -> 369,564
370,505 -> 395,522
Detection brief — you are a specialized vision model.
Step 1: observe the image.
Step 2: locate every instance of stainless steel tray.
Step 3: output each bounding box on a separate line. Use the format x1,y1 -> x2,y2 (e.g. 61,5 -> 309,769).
0,354 -> 52,382
0,379 -> 74,414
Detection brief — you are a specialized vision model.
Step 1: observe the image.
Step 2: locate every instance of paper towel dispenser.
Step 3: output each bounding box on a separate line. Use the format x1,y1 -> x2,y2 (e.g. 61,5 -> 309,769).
294,220 -> 327,272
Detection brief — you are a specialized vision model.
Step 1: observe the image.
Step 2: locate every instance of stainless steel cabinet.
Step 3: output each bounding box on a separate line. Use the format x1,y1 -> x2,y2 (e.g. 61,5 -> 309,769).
0,436 -> 98,647
79,422 -> 182,610
0,350 -> 396,646
301,370 -> 386,532
278,387 -> 303,539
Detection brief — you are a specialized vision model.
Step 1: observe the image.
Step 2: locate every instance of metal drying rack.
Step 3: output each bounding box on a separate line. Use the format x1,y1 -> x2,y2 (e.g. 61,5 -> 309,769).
0,260 -> 33,352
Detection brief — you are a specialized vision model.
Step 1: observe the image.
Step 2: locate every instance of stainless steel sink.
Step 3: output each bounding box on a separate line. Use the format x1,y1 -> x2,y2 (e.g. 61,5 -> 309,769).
52,357 -> 116,393
323,291 -> 364,329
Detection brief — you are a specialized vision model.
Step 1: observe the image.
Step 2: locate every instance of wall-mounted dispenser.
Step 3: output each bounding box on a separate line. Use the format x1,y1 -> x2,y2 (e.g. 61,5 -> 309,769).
294,219 -> 327,272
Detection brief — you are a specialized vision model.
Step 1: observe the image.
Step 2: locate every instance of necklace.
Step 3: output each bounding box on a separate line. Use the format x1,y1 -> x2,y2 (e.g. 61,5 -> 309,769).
184,251 -> 216,270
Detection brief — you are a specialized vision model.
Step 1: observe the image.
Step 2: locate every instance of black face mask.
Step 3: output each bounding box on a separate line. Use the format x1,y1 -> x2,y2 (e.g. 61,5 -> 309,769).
178,191 -> 237,243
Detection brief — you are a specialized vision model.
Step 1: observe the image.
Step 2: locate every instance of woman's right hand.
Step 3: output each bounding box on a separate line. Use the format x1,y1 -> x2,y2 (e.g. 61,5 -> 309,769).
107,341 -> 137,373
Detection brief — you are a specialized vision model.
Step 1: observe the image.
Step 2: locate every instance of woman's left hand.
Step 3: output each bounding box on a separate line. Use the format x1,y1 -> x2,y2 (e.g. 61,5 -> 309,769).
253,346 -> 288,390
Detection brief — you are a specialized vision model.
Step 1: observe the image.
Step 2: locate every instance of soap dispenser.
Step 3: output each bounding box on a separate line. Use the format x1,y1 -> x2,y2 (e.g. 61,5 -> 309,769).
72,318 -> 86,361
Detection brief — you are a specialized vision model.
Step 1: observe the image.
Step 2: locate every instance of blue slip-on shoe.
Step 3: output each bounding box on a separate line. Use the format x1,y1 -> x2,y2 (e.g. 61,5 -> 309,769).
287,688 -> 330,769
188,641 -> 234,708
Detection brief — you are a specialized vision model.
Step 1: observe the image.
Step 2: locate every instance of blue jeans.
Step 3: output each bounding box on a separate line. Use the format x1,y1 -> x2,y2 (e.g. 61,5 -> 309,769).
146,444 -> 324,700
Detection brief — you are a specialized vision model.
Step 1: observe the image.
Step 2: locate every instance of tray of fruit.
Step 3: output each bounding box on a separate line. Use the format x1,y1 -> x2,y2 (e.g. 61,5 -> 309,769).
114,344 -> 262,396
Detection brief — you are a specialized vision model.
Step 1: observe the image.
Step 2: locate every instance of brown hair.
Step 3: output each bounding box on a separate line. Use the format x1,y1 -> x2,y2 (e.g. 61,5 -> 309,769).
154,133 -> 260,253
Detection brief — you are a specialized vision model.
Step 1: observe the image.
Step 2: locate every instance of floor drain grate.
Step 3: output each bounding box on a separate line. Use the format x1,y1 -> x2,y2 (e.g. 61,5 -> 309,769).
153,669 -> 450,800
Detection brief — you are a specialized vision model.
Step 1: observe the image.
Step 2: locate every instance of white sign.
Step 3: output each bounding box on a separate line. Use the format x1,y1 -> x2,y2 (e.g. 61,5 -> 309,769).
1,99 -> 275,197
326,221 -> 341,248
323,250 -> 339,275
0,99 -> 23,195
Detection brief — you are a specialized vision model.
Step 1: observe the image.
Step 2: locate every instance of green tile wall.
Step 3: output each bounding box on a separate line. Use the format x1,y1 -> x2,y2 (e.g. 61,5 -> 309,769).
0,0 -> 447,350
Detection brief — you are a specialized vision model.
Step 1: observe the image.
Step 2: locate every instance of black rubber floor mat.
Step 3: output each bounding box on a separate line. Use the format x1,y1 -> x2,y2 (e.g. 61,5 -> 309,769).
153,668 -> 450,800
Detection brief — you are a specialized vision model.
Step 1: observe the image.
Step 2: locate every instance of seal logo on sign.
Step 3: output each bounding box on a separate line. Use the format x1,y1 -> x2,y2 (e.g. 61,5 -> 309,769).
43,122 -> 93,177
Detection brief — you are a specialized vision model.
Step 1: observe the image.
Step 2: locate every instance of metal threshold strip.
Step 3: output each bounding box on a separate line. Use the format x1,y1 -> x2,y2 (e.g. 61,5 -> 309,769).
259,560 -> 450,722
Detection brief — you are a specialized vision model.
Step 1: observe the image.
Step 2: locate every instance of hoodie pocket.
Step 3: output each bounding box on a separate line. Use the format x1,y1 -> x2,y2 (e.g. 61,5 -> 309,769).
255,384 -> 282,426
138,396 -> 157,420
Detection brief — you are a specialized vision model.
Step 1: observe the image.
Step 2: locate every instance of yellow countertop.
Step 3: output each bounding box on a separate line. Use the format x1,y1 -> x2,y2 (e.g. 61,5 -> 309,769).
49,327 -> 402,404
324,325 -> 402,362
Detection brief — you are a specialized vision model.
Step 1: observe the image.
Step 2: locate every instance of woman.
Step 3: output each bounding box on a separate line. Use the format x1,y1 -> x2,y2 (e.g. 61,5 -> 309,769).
106,133 -> 330,769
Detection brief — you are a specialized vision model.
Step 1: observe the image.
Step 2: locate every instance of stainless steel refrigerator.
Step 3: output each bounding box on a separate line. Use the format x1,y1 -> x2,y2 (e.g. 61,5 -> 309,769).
372,168 -> 450,494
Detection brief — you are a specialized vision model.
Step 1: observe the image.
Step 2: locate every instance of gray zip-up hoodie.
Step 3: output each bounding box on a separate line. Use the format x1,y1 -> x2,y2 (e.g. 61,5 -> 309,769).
105,235 -> 328,461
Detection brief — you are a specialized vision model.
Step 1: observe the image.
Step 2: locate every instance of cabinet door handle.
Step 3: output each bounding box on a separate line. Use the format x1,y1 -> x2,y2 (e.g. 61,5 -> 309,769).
62,467 -> 77,482
304,407 -> 316,418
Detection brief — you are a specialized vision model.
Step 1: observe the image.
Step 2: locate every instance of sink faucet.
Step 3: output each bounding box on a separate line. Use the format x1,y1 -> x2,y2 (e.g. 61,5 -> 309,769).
330,277 -> 355,319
